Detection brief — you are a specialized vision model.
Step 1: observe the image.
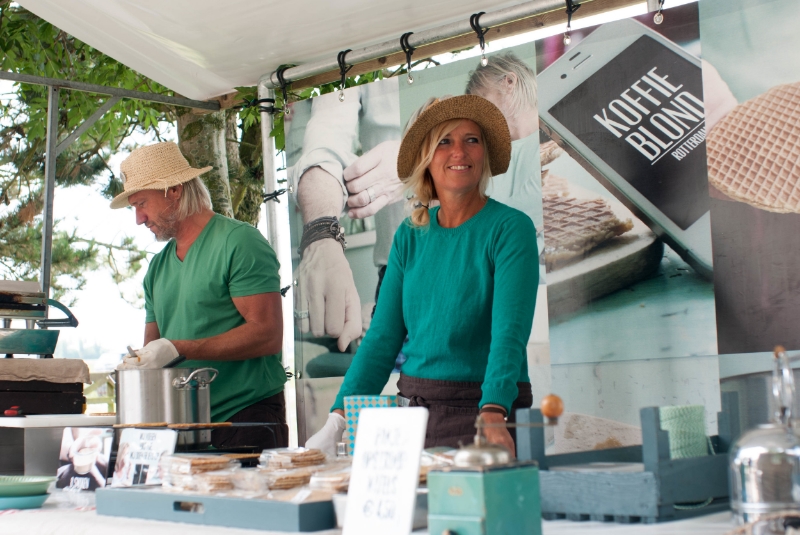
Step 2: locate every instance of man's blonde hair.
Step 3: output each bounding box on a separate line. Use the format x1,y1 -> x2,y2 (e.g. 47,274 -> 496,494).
176,177 -> 213,220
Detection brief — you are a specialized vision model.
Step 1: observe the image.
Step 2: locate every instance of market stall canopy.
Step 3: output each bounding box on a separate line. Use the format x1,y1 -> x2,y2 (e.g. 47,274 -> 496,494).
17,0 -> 525,101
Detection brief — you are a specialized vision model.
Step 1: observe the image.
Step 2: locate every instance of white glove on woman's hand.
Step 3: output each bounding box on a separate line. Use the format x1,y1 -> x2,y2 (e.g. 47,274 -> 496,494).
305,412 -> 346,455
117,339 -> 179,370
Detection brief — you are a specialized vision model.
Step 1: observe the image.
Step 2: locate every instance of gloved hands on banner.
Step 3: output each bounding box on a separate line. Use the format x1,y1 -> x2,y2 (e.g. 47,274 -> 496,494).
344,140 -> 405,219
305,411 -> 346,455
117,338 -> 180,370
295,239 -> 362,352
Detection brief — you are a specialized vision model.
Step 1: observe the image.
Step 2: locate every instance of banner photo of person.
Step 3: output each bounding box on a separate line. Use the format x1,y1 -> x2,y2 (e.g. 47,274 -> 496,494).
56,427 -> 113,491
284,42 -> 546,441
698,0 -> 800,355
535,3 -> 721,453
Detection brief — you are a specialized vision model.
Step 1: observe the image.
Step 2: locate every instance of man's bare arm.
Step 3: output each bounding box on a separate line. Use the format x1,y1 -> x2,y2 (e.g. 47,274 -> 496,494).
169,292 -> 283,361
144,322 -> 160,345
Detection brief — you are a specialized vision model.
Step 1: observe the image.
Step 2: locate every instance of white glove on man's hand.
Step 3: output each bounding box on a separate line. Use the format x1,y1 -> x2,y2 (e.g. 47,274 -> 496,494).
117,339 -> 179,370
344,140 -> 404,219
295,240 -> 362,352
305,412 -> 346,455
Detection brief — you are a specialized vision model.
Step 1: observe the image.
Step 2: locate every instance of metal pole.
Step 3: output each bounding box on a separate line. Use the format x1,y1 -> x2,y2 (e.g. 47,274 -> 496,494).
40,85 -> 59,301
56,96 -> 121,156
258,84 -> 299,447
0,71 -> 219,111
260,0 -> 564,88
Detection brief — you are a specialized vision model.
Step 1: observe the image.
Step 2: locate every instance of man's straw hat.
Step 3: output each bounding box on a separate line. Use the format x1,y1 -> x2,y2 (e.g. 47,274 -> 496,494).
110,142 -> 212,209
397,94 -> 511,179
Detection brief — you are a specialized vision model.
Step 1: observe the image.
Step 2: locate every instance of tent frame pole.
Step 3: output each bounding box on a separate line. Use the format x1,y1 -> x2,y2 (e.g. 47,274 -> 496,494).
258,86 -> 300,446
260,0 -> 566,88
40,86 -> 60,303
0,71 -> 220,111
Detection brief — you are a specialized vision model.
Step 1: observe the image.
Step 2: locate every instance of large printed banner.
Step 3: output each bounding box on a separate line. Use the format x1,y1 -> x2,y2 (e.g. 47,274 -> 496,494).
283,0 -> 800,449
699,0 -> 800,354
536,4 -> 717,369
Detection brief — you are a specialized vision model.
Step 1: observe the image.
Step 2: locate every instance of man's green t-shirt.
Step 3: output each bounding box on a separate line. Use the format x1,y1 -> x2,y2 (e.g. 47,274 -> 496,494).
144,214 -> 286,422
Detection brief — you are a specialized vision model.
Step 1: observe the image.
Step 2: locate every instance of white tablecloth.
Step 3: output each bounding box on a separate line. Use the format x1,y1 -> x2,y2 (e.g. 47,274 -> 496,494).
0,493 -> 736,535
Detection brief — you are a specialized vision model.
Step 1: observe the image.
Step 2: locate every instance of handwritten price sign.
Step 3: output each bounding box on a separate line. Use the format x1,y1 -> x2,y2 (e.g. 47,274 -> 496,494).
343,407 -> 428,535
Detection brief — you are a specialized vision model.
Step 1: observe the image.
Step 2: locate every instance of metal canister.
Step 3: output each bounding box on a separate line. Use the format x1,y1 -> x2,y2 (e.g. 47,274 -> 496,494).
113,367 -> 218,446
729,347 -> 800,524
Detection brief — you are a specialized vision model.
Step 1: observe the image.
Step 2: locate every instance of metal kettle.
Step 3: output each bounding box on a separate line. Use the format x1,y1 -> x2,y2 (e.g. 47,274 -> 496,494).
729,346 -> 800,524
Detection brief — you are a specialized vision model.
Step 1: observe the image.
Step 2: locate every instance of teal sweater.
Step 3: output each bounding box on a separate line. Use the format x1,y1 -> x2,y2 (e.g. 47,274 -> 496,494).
333,198 -> 539,414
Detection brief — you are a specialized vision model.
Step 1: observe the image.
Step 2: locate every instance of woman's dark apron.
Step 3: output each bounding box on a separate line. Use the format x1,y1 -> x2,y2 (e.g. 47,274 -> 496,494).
396,374 -> 533,449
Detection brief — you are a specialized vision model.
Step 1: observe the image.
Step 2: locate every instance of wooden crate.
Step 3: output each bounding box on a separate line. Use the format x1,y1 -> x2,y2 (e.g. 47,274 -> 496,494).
516,392 -> 740,524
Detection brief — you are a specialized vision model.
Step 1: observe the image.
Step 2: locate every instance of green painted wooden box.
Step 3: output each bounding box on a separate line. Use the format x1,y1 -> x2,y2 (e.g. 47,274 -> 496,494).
428,463 -> 542,535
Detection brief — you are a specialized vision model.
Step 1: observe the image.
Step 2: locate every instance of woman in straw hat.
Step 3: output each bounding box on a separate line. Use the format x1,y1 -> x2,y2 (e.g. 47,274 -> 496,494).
307,95 -> 539,455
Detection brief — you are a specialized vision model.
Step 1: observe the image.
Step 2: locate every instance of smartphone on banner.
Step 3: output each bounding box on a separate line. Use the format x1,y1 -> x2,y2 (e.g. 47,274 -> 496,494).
537,18 -> 713,278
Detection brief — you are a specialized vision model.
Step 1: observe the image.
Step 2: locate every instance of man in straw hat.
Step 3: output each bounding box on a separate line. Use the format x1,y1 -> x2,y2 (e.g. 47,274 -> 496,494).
112,142 -> 287,448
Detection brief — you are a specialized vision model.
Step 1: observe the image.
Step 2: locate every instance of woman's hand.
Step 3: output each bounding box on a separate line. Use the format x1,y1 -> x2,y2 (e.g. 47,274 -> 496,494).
305,411 -> 347,455
480,411 -> 516,458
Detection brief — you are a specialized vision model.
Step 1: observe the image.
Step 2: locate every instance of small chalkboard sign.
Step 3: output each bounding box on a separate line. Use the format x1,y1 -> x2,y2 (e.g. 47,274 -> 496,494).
343,407 -> 428,535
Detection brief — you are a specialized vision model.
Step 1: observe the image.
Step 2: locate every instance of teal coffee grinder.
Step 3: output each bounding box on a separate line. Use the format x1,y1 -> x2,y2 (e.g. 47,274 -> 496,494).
427,395 -> 564,535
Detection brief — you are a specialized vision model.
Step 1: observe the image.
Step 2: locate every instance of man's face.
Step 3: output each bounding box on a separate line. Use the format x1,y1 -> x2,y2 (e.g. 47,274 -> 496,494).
128,188 -> 180,241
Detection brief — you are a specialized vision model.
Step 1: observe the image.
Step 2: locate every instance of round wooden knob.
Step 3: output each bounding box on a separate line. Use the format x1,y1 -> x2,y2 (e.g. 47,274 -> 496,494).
540,394 -> 564,419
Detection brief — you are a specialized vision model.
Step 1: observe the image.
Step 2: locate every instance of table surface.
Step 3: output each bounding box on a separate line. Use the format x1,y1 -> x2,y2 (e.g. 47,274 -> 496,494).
0,492 -> 737,535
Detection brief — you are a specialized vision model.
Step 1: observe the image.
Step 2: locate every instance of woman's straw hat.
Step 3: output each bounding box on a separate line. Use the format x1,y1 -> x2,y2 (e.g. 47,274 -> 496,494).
110,142 -> 212,209
397,94 -> 511,179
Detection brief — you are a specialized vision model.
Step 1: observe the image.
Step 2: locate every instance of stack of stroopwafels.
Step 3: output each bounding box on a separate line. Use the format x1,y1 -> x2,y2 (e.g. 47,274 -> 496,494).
265,468 -> 313,490
261,447 -> 326,469
195,470 -> 235,493
309,466 -> 351,493
707,82 -> 800,213
165,454 -> 236,475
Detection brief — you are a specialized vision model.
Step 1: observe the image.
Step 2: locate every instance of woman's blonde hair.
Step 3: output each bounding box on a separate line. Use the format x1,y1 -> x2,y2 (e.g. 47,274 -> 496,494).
403,116 -> 493,227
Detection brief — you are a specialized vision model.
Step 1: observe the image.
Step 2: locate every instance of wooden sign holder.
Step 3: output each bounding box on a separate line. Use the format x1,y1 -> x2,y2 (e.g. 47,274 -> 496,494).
516,392 -> 740,524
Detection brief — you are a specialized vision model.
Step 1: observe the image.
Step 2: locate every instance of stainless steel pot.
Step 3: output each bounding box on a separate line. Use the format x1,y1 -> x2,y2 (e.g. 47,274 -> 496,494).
113,367 -> 218,447
729,347 -> 800,525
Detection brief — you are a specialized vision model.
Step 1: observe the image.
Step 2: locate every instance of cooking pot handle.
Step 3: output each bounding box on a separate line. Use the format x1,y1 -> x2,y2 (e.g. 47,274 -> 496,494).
172,368 -> 219,389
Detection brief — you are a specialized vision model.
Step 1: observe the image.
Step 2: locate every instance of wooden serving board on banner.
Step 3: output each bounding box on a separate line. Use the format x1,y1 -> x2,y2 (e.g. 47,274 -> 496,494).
545,185 -> 664,318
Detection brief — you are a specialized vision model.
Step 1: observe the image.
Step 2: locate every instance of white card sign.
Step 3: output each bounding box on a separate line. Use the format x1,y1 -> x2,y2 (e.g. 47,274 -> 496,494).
111,428 -> 178,487
343,407 -> 428,535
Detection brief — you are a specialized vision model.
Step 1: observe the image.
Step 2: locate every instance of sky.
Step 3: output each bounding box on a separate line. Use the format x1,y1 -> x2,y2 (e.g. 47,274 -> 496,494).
3,0 -> 696,369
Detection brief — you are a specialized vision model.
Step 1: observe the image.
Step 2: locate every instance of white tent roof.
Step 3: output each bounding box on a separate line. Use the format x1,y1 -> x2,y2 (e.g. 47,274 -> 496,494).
18,0 -> 521,101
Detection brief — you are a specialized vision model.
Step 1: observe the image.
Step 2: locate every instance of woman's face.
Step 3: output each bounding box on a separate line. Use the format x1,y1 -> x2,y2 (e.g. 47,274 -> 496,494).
428,119 -> 485,197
